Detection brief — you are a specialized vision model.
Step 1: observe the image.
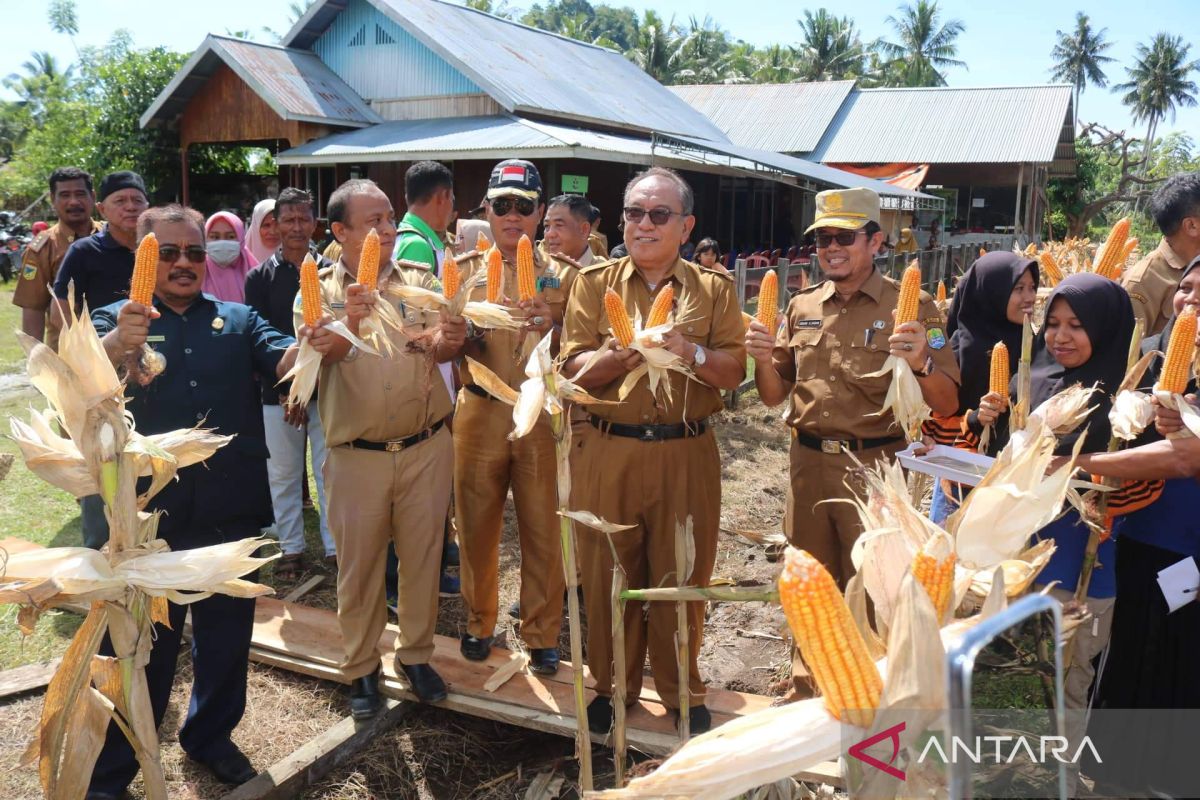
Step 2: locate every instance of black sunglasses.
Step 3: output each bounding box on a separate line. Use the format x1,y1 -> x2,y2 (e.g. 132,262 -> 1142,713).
490,196 -> 536,217
814,230 -> 866,248
623,206 -> 683,226
158,243 -> 208,264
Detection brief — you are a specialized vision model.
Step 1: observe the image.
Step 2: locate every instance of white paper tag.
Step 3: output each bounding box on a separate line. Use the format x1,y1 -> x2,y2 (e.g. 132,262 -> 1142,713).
1157,557 -> 1200,613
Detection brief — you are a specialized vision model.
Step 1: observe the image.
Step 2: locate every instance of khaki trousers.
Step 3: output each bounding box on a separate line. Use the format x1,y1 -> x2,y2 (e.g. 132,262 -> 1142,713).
324,427 -> 452,679
454,390 -> 564,648
574,424 -> 720,708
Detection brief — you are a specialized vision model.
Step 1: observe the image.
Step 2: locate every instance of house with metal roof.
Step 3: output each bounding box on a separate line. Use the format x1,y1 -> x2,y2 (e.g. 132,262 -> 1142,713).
141,0 -> 936,255
672,82 -> 1076,243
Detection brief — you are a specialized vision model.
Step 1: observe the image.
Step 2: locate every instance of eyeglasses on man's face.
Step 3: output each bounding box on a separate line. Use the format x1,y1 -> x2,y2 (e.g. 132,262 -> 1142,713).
814,230 -> 866,248
490,196 -> 536,217
158,244 -> 207,264
622,206 -> 683,226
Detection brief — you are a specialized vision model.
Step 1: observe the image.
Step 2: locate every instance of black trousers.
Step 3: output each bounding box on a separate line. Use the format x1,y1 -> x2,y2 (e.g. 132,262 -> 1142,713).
88,522 -> 259,796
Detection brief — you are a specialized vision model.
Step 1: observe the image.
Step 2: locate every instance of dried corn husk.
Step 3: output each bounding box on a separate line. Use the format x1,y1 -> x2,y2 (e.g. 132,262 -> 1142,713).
865,356 -> 930,443
277,320 -> 377,408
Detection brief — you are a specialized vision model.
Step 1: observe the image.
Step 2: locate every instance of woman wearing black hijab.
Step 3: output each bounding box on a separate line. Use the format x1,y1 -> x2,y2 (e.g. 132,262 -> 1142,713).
925,251 -> 1037,522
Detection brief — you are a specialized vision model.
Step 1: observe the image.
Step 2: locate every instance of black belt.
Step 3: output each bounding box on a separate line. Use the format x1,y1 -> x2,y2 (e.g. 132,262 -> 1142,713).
346,418 -> 446,452
465,383 -> 500,401
793,430 -> 902,454
588,415 -> 707,442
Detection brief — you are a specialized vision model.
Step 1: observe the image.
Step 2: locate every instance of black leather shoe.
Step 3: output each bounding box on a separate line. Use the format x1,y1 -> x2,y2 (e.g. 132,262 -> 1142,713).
674,704 -> 712,734
401,662 -> 448,703
192,747 -> 256,785
460,633 -> 492,661
350,667 -> 383,719
529,647 -> 560,675
586,695 -> 613,734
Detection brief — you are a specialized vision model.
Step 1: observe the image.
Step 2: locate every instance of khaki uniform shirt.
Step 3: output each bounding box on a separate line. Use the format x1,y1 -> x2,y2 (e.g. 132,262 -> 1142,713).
457,246 -> 578,390
562,256 -> 746,425
12,219 -> 102,350
295,260 -> 452,448
589,232 -> 609,259
1122,239 -> 1189,335
771,268 -> 960,440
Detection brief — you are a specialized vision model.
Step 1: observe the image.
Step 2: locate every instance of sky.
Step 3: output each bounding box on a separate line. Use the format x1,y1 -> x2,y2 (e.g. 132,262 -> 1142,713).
2,0 -> 1198,142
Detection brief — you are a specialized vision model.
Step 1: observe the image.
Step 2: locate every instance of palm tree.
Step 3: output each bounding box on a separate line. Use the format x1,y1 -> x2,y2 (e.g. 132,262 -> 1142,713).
1113,33 -> 1200,169
877,0 -> 966,87
795,9 -> 866,82
627,11 -> 686,84
1049,12 -> 1115,123
673,16 -> 735,84
750,44 -> 801,84
3,52 -> 73,124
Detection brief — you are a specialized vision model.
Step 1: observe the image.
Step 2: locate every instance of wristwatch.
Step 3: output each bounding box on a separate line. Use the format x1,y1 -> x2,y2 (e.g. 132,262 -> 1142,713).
915,354 -> 935,378
693,343 -> 707,367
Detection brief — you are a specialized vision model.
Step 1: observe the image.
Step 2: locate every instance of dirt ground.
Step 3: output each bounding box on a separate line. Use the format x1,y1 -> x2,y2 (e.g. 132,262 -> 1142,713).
0,395 -> 795,799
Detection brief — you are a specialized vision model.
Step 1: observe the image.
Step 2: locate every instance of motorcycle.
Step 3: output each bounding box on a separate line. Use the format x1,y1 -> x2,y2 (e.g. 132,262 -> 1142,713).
0,213 -> 33,283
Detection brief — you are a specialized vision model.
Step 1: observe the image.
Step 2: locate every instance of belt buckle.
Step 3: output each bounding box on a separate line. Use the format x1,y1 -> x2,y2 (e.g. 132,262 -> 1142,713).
385,440 -> 404,453
820,439 -> 841,455
640,426 -> 657,442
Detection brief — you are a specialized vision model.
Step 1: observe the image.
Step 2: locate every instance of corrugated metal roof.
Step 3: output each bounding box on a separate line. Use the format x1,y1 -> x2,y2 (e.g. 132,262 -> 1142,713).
282,0 -> 727,141
808,85 -> 1074,164
141,35 -> 381,129
669,81 -> 855,153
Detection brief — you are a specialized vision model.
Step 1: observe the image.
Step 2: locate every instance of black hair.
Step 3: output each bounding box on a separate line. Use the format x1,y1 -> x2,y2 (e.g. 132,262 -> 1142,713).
137,204 -> 205,240
327,179 -> 380,226
865,221 -> 882,237
694,237 -> 721,258
405,161 -> 454,206
588,204 -> 601,224
49,166 -> 93,196
1147,173 -> 1200,236
273,187 -> 313,218
546,193 -> 594,222
623,166 -> 694,216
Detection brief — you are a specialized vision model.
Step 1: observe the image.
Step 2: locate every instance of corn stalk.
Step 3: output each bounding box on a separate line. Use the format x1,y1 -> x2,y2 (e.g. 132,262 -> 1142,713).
1012,313 -> 1034,430
674,517 -> 691,743
620,586 -> 779,603
606,535 -> 628,788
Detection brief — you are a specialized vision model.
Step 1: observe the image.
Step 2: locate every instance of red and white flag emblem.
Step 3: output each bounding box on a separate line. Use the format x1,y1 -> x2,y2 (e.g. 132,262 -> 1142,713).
500,165 -> 526,183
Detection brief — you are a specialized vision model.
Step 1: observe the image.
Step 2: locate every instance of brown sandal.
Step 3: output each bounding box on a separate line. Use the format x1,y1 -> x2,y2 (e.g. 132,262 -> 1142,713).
275,553 -> 304,581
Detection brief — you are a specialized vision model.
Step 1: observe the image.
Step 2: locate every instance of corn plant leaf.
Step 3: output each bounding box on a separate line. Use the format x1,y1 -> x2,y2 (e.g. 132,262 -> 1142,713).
9,416 -> 96,497
510,377 -> 546,440
463,358 -> 519,406
54,294 -> 122,408
558,510 -> 636,534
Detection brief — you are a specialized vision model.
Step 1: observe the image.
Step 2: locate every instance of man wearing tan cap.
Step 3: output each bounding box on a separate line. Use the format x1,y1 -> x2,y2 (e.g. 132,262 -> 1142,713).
744,187 -> 960,699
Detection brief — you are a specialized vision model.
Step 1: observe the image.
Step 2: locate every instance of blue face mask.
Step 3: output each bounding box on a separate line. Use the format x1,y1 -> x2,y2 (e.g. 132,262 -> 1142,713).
206,239 -> 241,266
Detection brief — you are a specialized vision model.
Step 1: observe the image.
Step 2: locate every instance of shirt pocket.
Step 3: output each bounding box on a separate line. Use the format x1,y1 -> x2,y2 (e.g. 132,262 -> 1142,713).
790,329 -> 824,381
847,338 -> 892,389
677,315 -> 711,345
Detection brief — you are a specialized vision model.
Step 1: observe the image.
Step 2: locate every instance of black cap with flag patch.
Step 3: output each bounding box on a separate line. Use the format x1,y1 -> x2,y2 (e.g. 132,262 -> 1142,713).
486,159 -> 542,201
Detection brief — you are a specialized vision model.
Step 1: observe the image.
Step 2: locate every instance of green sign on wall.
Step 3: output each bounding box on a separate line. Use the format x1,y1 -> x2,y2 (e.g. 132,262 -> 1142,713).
561,174 -> 589,193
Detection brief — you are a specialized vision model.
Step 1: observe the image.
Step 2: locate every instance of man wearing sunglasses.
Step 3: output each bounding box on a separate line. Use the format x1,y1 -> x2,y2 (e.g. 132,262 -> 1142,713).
89,204 -> 301,795
444,159 -> 575,676
744,187 -> 960,701
561,166 -> 746,736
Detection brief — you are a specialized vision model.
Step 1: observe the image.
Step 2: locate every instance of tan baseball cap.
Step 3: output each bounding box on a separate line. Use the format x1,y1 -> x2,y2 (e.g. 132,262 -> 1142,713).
804,187 -> 880,233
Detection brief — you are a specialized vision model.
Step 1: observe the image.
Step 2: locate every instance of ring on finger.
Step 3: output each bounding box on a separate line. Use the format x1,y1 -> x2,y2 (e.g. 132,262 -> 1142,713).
532,315 -> 545,326
903,343 -> 914,351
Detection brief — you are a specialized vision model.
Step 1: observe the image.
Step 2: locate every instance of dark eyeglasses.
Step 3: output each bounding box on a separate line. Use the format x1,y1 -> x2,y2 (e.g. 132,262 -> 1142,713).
158,244 -> 207,264
623,206 -> 683,226
814,230 -> 866,248
490,196 -> 537,217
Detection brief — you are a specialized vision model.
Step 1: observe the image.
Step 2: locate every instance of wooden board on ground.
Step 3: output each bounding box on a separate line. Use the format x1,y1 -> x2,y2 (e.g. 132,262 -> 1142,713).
249,597 -> 773,756
0,658 -> 61,698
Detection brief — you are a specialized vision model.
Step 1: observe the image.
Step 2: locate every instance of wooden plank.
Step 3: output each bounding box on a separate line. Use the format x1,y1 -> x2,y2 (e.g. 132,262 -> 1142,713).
219,698 -> 411,800
0,658 -> 61,698
282,574 -> 325,603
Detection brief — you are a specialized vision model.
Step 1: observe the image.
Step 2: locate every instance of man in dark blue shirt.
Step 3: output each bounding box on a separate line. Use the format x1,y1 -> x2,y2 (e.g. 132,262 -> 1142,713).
88,204 -> 299,798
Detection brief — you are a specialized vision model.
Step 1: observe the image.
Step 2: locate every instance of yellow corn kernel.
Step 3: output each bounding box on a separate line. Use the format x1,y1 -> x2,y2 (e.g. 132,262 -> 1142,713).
486,248 -> 503,304
1158,306 -> 1197,395
1039,251 -> 1063,287
517,234 -> 536,301
300,254 -> 321,327
646,284 -> 674,328
912,549 -> 956,621
604,288 -> 635,348
129,232 -> 158,307
1121,237 -> 1140,264
894,263 -> 921,331
779,548 -> 882,728
757,271 -> 778,333
1092,217 -> 1130,280
989,341 -> 1010,397
475,231 -> 490,253
442,252 -> 461,301
357,227 -> 380,290
936,280 -> 947,304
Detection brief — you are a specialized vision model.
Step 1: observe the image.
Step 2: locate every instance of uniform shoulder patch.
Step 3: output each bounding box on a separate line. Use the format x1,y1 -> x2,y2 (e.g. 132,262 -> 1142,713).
547,252 -> 584,270
27,231 -> 51,253
797,279 -> 826,294
579,259 -> 616,275
395,257 -> 432,271
698,264 -> 735,282
22,262 -> 38,280
927,327 -> 947,349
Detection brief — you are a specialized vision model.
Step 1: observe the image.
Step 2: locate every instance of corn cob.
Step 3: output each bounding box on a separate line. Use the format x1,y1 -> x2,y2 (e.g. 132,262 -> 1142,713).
757,271 -> 778,333
989,341 -> 1010,396
779,548 -> 882,728
894,263 -> 921,331
357,227 -> 380,290
912,549 -> 956,620
1039,251 -> 1063,286
1121,237 -> 1140,264
1157,306 -> 1197,394
979,247 -> 987,259
300,254 -> 321,327
517,234 -> 536,301
646,284 -> 674,328
1092,217 -> 1130,280
486,248 -> 503,304
936,280 -> 947,303
442,252 -> 461,300
475,231 -> 490,253
604,287 -> 635,347
129,232 -> 158,306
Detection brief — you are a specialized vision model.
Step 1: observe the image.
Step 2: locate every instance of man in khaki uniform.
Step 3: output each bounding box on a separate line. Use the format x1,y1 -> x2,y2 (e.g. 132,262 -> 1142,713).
563,166 -> 746,735
540,193 -> 598,267
448,160 -> 575,675
745,187 -> 960,698
1122,173 -> 1200,334
12,166 -> 100,349
303,179 -> 465,717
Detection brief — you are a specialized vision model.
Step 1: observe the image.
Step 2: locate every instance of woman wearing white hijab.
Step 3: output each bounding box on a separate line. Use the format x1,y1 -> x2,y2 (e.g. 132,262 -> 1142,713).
244,198 -> 281,263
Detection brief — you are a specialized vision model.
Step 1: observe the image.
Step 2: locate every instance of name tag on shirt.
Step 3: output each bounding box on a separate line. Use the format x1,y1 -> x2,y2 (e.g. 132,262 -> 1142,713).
331,302 -> 345,309
147,335 -> 165,343
538,276 -> 561,291
795,319 -> 822,329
